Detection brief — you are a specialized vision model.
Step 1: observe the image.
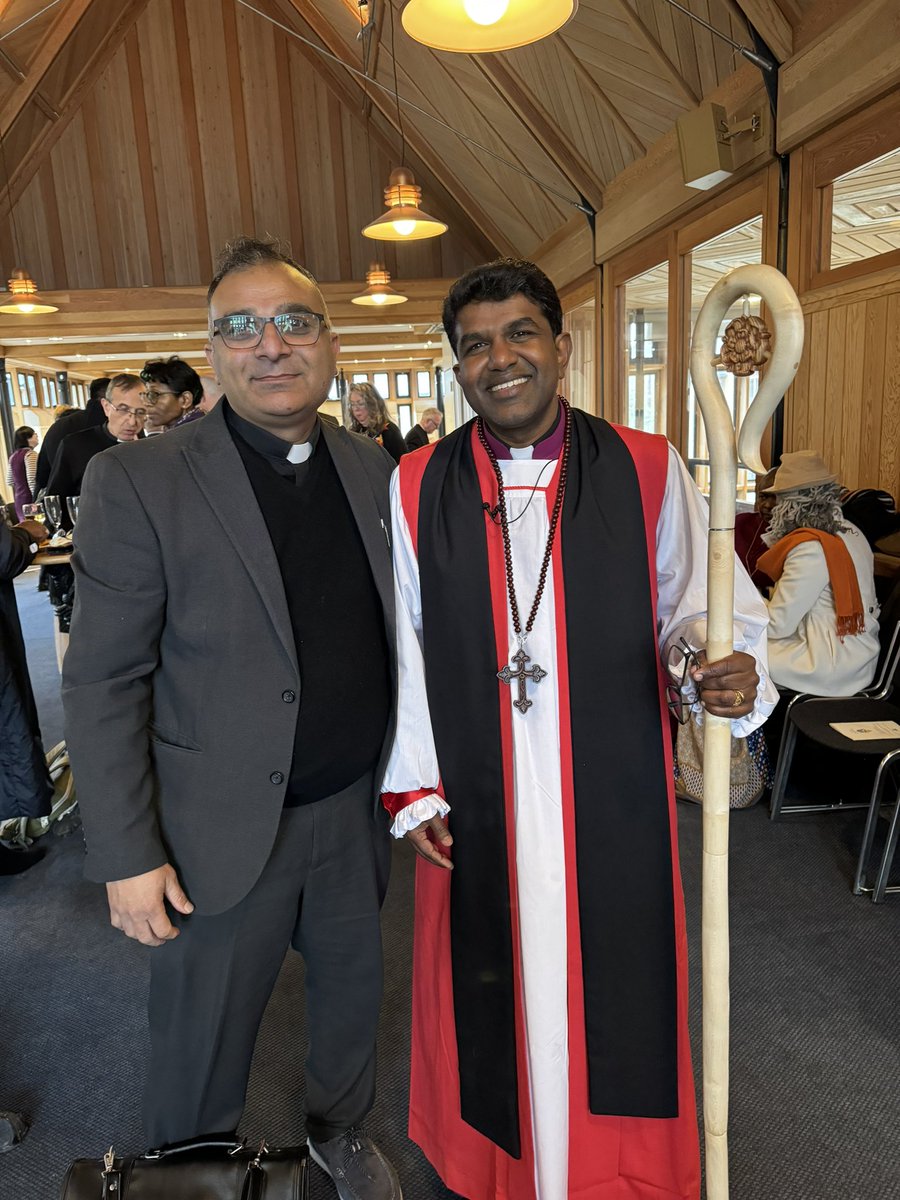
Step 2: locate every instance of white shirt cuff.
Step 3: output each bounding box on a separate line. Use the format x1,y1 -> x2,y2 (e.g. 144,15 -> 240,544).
390,794 -> 451,839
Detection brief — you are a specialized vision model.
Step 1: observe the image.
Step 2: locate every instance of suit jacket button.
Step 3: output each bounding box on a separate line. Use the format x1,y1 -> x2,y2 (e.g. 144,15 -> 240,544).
270,771 -> 284,785
282,690 -> 296,703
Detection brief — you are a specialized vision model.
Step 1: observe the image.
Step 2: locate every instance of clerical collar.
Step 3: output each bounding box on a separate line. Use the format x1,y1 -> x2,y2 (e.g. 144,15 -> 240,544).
482,398 -> 564,461
223,397 -> 320,464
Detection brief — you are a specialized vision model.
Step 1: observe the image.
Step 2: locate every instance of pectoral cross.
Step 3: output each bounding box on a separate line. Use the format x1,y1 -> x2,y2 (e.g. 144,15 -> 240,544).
498,647 -> 547,714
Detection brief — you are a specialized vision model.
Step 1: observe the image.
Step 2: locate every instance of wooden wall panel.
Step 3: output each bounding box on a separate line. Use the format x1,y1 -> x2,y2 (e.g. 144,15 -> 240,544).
10,171 -> 56,288
89,46 -> 152,287
134,0 -> 202,285
292,59 -> 343,281
183,0 -> 243,257
235,1 -> 292,246
51,109 -> 105,288
784,271 -> 900,494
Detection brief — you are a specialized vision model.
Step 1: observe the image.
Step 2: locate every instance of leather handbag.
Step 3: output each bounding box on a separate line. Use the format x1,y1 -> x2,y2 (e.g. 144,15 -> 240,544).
60,1137 -> 309,1200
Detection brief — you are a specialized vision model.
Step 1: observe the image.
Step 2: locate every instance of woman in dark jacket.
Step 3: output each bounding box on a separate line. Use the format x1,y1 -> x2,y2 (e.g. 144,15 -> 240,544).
347,382 -> 407,464
0,517 -> 53,873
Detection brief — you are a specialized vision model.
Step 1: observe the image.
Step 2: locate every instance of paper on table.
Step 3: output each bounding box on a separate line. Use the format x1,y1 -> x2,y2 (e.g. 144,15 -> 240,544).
829,720 -> 900,741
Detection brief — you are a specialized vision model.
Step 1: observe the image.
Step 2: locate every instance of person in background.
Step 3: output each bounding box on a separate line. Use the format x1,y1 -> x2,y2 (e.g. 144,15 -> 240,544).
36,377 -> 110,493
6,428 -> 38,521
0,514 -> 53,876
198,374 -> 222,414
348,382 -> 407,463
404,406 -> 443,452
53,405 -> 75,421
46,375 -> 145,530
734,466 -> 777,591
758,450 -> 880,698
141,357 -> 205,434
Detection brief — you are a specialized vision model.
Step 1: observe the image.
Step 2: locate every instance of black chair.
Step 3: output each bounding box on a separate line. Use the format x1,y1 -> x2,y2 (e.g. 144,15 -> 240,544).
769,578 -> 900,902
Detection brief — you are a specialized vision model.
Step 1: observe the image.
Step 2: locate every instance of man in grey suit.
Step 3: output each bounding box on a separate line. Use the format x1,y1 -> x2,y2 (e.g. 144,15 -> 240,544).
62,238 -> 401,1200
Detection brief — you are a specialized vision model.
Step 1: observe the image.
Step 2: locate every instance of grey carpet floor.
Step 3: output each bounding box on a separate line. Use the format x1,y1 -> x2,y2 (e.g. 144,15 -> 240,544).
2,570 -> 899,1199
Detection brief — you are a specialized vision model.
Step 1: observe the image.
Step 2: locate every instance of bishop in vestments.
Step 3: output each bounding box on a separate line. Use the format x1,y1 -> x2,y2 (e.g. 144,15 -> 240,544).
382,259 -> 777,1200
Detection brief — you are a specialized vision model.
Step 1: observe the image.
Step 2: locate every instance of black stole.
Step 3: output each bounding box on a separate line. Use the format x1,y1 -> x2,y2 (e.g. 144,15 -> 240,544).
417,410 -> 677,1159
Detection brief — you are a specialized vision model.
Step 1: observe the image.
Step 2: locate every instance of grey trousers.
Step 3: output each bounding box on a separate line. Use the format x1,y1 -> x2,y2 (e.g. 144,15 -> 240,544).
143,774 -> 389,1146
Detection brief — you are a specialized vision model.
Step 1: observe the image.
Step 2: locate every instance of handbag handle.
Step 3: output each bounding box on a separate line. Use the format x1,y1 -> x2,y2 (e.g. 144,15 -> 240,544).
142,1136 -> 246,1160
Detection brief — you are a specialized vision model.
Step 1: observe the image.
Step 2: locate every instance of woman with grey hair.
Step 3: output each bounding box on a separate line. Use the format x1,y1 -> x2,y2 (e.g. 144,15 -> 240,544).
757,450 -> 879,696
347,382 -> 407,463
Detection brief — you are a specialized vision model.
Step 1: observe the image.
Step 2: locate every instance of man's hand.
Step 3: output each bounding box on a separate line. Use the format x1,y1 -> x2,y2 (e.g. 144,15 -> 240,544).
405,815 -> 454,870
16,519 -> 46,543
690,650 -> 759,719
106,864 -> 194,946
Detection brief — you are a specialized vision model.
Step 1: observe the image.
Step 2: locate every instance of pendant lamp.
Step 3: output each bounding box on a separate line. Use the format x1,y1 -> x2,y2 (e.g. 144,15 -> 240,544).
0,267 -> 58,314
401,0 -> 577,53
362,167 -> 447,242
352,265 -> 409,306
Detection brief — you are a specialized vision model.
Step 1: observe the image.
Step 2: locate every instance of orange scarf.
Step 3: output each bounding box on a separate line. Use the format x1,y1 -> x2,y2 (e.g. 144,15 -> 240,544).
757,529 -> 865,638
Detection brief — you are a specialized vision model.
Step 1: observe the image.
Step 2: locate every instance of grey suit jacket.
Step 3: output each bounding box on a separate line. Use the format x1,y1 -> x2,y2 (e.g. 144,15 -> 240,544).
62,403 -> 397,914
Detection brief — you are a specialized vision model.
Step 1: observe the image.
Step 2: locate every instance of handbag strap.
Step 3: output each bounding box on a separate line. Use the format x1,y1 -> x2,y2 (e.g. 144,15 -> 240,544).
101,1148 -> 121,1200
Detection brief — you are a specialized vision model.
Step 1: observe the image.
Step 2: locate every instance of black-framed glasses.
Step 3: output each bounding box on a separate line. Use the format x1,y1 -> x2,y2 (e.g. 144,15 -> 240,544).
138,389 -> 177,405
666,637 -> 703,725
212,312 -> 327,349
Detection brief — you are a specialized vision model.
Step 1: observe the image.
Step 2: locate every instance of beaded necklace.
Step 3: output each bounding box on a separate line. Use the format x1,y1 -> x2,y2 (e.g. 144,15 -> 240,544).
476,396 -> 572,713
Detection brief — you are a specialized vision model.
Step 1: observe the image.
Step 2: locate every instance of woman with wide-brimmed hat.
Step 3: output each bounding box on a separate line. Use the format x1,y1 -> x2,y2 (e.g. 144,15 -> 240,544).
757,449 -> 880,697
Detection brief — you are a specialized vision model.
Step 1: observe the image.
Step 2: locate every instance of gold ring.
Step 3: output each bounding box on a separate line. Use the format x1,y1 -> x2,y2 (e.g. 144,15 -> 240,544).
732,689 -> 745,708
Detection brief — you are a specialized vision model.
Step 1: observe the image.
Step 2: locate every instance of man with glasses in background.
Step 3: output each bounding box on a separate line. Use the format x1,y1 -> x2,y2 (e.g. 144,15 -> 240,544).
46,373 -> 145,529
63,238 -> 401,1200
140,356 -> 205,434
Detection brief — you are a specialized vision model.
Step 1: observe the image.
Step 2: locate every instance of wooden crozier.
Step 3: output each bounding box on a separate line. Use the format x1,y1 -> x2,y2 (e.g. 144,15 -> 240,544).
689,264 -> 804,1199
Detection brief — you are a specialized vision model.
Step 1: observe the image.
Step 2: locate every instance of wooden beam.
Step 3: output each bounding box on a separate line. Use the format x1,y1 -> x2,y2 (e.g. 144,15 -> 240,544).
605,0 -> 700,109
778,0 -> 900,153
472,55 -> 604,213
282,0 -> 517,258
0,0 -> 152,219
733,0 -> 793,63
0,0 -> 97,138
554,36 -> 647,157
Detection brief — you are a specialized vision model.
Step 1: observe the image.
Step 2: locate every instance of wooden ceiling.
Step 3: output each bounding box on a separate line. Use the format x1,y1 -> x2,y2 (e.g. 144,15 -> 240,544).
0,0 -> 830,378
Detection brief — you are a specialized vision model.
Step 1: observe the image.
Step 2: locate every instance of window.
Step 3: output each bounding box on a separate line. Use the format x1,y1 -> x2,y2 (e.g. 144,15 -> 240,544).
397,402 -> 413,435
5,372 -> 12,406
40,377 -> 50,406
395,371 -> 410,398
327,376 -> 340,401
796,89 -> 900,289
48,378 -> 58,405
416,370 -> 432,398
829,147 -> 900,271
623,264 -> 668,435
373,372 -> 390,398
25,374 -> 39,407
685,217 -> 763,499
351,372 -> 369,384
562,293 -> 596,413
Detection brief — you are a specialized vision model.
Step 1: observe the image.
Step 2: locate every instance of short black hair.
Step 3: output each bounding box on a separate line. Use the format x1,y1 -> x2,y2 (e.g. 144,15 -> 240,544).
442,258 -> 563,355
13,425 -> 35,450
207,236 -> 318,304
89,377 -> 111,403
141,357 -> 203,407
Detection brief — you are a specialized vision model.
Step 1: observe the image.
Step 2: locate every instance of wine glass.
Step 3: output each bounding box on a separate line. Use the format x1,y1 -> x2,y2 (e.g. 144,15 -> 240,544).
66,496 -> 80,529
21,502 -> 47,533
43,494 -> 62,534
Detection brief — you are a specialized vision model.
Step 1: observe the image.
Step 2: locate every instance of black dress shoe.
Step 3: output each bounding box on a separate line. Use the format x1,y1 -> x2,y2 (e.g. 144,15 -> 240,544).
0,842 -> 47,876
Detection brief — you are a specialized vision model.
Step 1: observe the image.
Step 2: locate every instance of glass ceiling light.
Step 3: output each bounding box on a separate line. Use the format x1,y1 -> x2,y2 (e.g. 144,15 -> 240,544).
362,167 -> 447,241
401,0 -> 577,53
0,268 -> 58,314
352,265 -> 409,306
